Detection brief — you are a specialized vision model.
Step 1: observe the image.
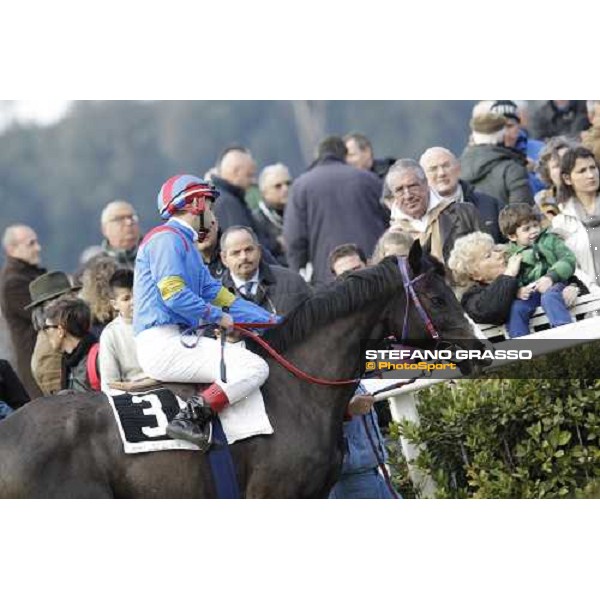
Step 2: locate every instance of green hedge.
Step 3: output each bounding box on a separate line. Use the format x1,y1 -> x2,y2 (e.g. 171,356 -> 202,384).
387,341 -> 600,498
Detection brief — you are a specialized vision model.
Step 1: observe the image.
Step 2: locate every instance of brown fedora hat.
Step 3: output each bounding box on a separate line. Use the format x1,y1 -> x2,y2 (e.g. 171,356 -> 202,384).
25,271 -> 82,309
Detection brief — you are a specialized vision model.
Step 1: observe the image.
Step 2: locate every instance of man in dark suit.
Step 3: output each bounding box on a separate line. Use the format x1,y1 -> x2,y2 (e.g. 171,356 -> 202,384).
220,226 -> 311,316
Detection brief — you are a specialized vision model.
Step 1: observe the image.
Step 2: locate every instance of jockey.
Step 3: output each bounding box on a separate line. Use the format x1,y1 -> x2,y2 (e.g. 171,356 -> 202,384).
133,174 -> 279,448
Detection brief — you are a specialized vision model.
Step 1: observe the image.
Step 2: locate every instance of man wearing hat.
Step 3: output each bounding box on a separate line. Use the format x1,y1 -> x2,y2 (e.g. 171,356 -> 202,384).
489,100 -> 546,196
27,271 -> 81,395
460,111 -> 534,206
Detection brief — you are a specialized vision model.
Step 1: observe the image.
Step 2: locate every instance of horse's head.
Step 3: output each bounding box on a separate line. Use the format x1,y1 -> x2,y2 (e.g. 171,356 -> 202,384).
381,241 -> 492,376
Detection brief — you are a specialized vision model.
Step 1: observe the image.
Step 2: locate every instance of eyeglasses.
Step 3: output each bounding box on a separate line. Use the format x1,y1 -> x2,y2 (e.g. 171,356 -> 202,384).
392,183 -> 423,198
108,214 -> 139,224
272,180 -> 292,189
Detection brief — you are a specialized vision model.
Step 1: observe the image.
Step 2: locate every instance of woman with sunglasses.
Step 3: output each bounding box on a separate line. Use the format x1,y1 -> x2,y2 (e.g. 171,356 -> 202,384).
43,297 -> 99,393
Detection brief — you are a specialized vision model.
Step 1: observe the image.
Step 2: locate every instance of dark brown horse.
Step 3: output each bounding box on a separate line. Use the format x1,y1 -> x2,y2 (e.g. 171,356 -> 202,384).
0,246 -> 488,498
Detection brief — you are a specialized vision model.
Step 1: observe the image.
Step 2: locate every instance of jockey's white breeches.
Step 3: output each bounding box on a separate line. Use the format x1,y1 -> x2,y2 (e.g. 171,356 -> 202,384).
135,325 -> 269,404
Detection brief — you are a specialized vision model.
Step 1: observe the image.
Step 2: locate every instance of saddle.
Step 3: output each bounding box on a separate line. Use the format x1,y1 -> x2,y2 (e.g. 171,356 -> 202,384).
109,377 -> 207,400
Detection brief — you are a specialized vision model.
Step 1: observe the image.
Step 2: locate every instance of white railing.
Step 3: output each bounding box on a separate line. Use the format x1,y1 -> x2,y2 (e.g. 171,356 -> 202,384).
363,293 -> 600,498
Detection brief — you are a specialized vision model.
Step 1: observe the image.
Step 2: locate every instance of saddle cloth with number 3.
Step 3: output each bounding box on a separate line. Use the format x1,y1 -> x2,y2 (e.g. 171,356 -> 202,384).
107,387 -> 273,454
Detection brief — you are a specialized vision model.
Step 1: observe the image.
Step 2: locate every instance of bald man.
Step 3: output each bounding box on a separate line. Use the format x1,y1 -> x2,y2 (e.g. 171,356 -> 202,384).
419,146 -> 504,243
209,146 -> 283,266
0,224 -> 45,397
98,200 -> 141,269
211,147 -> 261,233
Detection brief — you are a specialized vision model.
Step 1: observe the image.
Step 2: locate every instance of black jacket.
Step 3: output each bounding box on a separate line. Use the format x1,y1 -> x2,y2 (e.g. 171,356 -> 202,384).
212,175 -> 279,262
461,275 -> 519,324
60,333 -> 98,392
371,157 -> 396,179
0,359 -> 30,409
222,261 -> 312,316
213,176 -> 259,232
529,101 -> 591,141
460,180 -> 504,243
252,201 -> 287,266
460,144 -> 534,206
0,257 -> 45,398
283,155 -> 388,286
398,201 -> 482,264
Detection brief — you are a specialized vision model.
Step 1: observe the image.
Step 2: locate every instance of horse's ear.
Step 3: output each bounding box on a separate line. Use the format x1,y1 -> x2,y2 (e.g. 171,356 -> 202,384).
408,239 -> 423,274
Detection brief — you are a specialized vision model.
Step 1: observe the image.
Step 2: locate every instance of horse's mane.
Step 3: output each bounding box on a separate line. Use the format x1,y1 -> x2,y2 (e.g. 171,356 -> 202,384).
260,257 -> 402,354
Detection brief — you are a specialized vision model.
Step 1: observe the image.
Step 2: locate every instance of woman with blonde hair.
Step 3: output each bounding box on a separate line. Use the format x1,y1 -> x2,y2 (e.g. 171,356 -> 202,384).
79,255 -> 119,337
448,232 -> 522,324
370,229 -> 414,264
448,231 -> 582,325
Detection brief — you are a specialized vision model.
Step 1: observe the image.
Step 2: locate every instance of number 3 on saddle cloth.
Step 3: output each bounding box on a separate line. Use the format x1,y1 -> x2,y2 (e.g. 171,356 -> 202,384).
106,385 -> 274,498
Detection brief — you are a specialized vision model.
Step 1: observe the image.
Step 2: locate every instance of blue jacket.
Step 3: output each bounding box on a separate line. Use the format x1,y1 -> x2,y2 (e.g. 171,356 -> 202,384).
341,383 -> 388,474
133,218 -> 278,335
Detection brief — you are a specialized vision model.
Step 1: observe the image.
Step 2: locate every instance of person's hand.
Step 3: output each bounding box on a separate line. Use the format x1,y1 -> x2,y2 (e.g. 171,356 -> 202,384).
347,394 -> 376,416
504,254 -> 522,277
219,313 -> 234,333
517,285 -> 534,300
562,284 -> 579,307
535,276 -> 553,294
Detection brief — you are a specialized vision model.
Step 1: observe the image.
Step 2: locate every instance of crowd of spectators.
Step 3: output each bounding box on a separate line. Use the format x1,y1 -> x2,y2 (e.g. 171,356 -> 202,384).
1,99 -> 599,496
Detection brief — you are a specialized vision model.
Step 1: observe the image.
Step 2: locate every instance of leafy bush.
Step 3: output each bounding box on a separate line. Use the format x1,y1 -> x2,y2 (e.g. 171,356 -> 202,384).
387,342 -> 600,498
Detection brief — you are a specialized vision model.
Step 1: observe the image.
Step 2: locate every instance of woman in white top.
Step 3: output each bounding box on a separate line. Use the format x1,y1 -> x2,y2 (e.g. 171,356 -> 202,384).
552,146 -> 600,289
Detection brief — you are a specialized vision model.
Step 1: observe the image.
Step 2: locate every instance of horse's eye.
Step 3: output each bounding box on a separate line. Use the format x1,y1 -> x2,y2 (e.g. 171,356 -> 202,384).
430,297 -> 446,308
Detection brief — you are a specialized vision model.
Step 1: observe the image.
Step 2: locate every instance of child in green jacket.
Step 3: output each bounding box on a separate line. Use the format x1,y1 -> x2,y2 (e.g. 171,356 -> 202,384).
499,203 -> 575,337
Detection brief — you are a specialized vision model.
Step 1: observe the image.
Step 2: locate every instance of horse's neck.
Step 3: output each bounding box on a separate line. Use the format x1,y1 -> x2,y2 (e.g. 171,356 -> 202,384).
287,300 -> 386,386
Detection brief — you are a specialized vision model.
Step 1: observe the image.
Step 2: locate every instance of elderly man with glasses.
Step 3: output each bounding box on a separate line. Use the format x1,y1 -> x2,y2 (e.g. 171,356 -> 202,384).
99,200 -> 141,269
386,159 -> 482,267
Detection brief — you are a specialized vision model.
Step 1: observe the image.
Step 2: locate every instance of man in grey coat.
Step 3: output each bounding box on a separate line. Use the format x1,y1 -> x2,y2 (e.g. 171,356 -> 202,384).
283,136 -> 388,286
460,112 -> 534,206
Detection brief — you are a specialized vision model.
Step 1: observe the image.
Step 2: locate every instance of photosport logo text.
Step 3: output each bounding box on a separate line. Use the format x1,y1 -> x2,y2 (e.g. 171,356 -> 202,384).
361,343 -> 535,380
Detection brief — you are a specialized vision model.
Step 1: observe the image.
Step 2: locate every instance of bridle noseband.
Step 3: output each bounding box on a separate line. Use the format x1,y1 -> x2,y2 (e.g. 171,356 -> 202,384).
397,256 -> 440,343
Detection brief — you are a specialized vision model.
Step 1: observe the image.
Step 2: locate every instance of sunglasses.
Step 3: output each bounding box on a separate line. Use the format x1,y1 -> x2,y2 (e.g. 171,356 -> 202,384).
42,324 -> 59,331
272,180 -> 292,189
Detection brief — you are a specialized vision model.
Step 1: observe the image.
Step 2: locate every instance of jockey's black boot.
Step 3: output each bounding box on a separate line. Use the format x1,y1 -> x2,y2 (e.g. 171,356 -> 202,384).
166,397 -> 214,451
